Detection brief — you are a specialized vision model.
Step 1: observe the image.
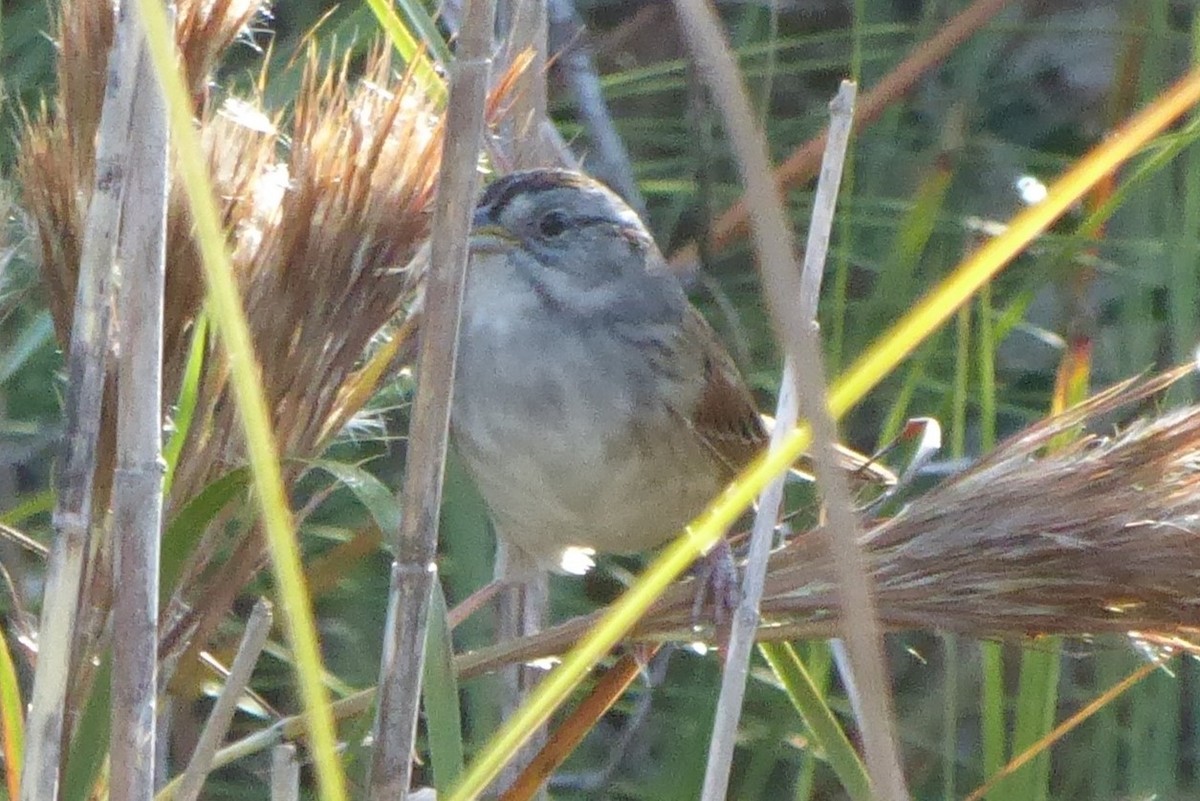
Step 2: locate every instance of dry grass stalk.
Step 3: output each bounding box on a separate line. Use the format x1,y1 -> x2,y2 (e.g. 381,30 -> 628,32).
173,599 -> 272,801
673,3 -> 907,797
702,79 -> 859,801
17,2 -> 160,796
454,366 -> 1200,677
369,0 -> 500,792
270,743 -> 301,801
109,7 -> 170,798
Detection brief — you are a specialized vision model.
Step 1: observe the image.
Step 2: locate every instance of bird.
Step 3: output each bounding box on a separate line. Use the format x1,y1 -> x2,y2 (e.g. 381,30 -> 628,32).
452,168 -> 770,583
451,168 -> 888,593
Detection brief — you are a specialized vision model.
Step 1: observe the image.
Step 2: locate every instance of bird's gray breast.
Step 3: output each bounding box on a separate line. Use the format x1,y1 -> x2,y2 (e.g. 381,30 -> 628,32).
449,260 -> 714,562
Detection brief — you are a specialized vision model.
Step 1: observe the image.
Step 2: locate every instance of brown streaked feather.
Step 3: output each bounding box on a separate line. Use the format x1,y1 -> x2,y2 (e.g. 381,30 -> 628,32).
683,305 -> 897,490
682,305 -> 769,475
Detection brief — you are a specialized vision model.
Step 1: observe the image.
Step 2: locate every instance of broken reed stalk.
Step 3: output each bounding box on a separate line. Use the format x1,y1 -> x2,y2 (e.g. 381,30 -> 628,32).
368,0 -> 498,796
270,743 -> 301,801
172,599 -> 272,801
110,7 -> 169,799
453,365 -> 1200,677
18,2 -> 142,796
701,79 -> 859,801
674,3 -> 908,797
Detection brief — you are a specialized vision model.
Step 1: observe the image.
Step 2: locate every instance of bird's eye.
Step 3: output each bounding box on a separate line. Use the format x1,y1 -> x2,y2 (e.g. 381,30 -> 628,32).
538,210 -> 570,238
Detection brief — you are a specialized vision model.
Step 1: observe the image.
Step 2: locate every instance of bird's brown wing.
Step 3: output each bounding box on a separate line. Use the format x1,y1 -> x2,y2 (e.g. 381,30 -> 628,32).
681,305 -> 896,489
679,305 -> 769,476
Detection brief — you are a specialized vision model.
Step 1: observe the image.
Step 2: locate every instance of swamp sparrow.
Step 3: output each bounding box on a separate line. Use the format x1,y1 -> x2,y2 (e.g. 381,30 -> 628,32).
452,169 -> 880,582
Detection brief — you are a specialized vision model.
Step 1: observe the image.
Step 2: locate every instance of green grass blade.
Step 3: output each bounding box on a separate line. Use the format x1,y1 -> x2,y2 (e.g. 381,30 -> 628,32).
308,459 -> 403,538
979,642 -> 1005,801
163,313 -> 207,494
0,489 -> 54,525
160,468 -> 251,601
0,309 -> 52,383
940,635 -> 959,800
394,0 -> 451,65
61,655 -> 111,801
759,642 -> 871,801
0,625 -> 24,799
1006,642 -> 1061,801
791,642 -> 833,800
363,0 -> 447,106
977,278 -> 1004,798
422,581 -> 465,792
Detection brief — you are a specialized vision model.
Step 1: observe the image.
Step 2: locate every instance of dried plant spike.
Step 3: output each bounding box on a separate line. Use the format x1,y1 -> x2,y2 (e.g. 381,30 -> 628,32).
451,365 -> 1200,676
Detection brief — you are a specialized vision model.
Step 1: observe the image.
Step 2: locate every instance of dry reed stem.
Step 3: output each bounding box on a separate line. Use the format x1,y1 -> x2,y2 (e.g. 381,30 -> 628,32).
368,0 -> 499,795
454,366 -> 1200,677
703,79 -> 858,801
269,743 -> 300,801
110,7 -> 170,798
674,3 -> 908,797
18,3 -> 142,797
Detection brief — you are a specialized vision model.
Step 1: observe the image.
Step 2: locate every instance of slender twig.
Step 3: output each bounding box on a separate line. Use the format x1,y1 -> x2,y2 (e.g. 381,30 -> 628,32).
672,3 -> 908,797
700,79 -> 857,801
270,743 -> 300,801
173,600 -> 273,801
368,0 -> 497,795
19,3 -> 141,797
547,0 -> 645,212
110,5 -> 169,798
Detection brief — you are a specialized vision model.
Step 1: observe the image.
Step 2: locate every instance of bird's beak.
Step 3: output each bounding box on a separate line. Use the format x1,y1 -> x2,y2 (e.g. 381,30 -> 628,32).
469,210 -> 518,254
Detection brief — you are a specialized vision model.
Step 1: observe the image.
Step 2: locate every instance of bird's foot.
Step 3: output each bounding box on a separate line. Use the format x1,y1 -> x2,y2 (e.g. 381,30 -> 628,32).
690,540 -> 740,656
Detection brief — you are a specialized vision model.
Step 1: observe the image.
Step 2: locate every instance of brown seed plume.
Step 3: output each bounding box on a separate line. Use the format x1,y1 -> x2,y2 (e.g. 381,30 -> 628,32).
455,366 -> 1200,678
17,0 -> 519,669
